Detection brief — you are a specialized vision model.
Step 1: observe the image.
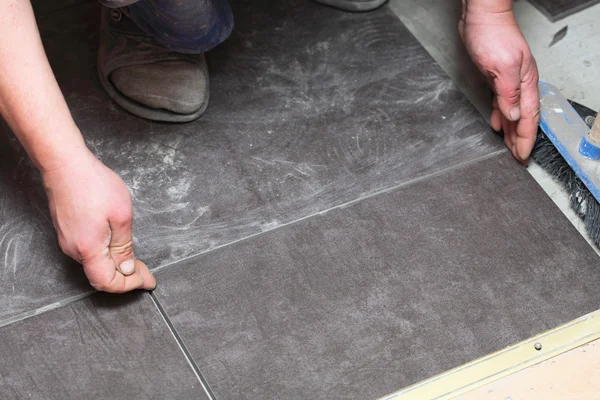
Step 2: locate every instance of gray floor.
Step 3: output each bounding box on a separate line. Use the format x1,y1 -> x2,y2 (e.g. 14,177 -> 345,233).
0,0 -> 497,324
0,0 -> 599,399
391,0 -> 600,254
0,293 -> 208,400
154,153 -> 600,400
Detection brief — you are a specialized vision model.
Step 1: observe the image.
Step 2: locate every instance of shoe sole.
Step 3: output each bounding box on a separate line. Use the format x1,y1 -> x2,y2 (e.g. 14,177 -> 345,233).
98,61 -> 209,123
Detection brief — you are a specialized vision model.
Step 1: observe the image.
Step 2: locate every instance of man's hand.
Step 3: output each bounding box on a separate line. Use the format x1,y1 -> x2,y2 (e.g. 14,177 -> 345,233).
42,148 -> 156,293
460,3 -> 540,162
0,1 -> 153,293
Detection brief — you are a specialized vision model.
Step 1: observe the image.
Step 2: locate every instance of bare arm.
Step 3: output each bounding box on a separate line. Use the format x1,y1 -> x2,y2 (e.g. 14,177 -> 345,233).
0,0 -> 85,172
0,0 -> 155,292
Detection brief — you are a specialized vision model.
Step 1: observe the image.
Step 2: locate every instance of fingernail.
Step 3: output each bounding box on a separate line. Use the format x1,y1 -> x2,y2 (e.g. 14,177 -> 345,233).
518,148 -> 531,162
145,276 -> 157,291
120,259 -> 135,275
509,106 -> 521,121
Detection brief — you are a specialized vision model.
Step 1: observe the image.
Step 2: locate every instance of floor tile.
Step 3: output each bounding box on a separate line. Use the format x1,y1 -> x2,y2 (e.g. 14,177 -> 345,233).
0,0 -> 501,321
528,0 -> 600,21
154,153 -> 600,400
0,292 -> 207,400
0,133 -> 90,323
390,0 -> 600,256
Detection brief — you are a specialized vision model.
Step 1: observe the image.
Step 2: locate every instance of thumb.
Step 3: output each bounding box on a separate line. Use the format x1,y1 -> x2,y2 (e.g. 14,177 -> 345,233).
108,211 -> 136,276
83,253 -> 153,293
491,64 -> 522,123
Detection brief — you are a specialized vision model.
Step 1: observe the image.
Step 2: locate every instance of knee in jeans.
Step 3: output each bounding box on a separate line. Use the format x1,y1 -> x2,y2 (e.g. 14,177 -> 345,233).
128,1 -> 233,53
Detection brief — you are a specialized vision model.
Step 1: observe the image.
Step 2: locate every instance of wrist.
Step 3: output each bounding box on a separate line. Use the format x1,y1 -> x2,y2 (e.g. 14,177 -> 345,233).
463,0 -> 512,14
32,127 -> 92,175
463,6 -> 516,26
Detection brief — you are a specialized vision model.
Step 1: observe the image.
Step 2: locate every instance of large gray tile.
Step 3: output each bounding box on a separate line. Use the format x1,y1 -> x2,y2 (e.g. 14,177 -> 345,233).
527,0 -> 600,21
48,0 -> 502,267
0,1 -> 500,320
154,153 -> 600,400
0,292 -> 207,400
0,131 -> 90,323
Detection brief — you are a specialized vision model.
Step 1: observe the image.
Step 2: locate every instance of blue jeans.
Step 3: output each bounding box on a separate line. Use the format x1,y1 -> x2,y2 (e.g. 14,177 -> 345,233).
99,0 -> 234,54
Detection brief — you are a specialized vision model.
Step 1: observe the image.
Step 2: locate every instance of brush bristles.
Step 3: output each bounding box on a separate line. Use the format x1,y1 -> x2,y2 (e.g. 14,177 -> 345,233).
531,131 -> 600,247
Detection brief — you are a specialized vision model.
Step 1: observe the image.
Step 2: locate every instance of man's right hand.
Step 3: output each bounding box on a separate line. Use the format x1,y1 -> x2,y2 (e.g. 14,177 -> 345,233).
42,148 -> 156,293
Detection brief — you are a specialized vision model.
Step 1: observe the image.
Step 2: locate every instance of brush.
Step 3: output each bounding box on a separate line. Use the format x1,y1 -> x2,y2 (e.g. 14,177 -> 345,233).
530,82 -> 600,247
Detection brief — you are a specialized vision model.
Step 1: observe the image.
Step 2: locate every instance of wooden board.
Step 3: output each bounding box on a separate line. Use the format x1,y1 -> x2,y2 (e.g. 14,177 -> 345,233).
456,340 -> 600,399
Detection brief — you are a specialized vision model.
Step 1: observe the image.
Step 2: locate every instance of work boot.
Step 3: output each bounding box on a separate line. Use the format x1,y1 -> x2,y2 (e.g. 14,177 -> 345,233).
98,7 -> 209,122
314,0 -> 388,12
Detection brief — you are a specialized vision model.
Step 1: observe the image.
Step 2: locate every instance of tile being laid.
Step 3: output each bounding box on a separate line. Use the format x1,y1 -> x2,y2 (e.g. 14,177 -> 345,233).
0,0 -> 501,321
37,0 -> 502,269
0,292 -> 208,400
153,153 -> 600,400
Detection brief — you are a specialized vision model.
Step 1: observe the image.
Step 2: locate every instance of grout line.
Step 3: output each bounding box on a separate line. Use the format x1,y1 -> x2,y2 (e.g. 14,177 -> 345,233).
0,148 -> 507,329
149,291 -> 217,400
0,291 -> 94,329
151,148 -> 508,275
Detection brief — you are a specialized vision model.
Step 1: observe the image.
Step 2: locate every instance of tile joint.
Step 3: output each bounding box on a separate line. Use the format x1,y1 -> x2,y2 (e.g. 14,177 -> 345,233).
0,148 -> 507,329
149,291 -> 217,400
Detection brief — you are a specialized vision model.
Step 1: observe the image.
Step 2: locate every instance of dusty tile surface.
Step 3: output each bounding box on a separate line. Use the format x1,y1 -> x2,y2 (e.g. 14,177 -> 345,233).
0,0 -> 500,322
0,292 -> 207,400
0,132 -> 90,324
154,154 -> 600,400
2,2 -> 598,399
528,0 -> 600,21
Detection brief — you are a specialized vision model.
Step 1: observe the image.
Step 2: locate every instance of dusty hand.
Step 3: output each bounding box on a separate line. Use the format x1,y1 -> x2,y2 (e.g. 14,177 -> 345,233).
42,148 -> 155,293
460,9 -> 540,162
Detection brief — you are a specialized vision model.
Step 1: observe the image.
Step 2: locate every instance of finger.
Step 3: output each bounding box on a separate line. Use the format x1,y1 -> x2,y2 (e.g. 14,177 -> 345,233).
491,60 -> 522,123
108,206 -> 135,276
503,118 -> 517,156
491,96 -> 502,131
491,109 -> 503,132
135,260 -> 156,291
515,63 -> 540,161
510,119 -> 518,158
502,115 -> 512,149
506,119 -> 527,164
83,253 -> 146,293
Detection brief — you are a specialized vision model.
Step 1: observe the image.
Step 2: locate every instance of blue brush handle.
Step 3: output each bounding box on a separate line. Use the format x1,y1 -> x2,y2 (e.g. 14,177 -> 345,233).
579,136 -> 600,160
538,81 -> 600,203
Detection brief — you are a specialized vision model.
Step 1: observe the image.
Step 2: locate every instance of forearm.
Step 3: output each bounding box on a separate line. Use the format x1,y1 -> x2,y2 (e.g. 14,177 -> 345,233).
0,0 -> 87,173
